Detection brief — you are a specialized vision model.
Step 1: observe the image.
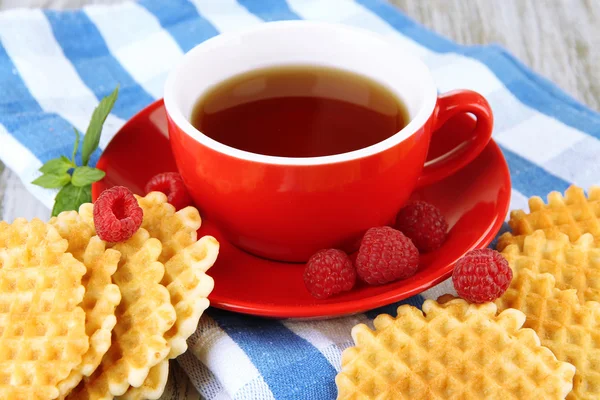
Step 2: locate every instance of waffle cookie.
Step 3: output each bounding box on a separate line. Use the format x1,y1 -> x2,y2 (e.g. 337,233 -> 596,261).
135,192 -> 202,264
501,230 -> 600,303
0,219 -> 89,399
67,228 -> 177,399
336,298 -> 575,399
50,211 -> 122,397
498,185 -> 600,251
120,361 -> 169,400
136,192 -> 217,358
496,268 -> 600,399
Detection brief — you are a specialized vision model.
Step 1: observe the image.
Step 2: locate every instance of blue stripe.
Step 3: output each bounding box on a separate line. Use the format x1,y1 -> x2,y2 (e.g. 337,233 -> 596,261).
139,0 -> 219,52
364,294 -> 425,319
237,0 -> 301,21
500,146 -> 570,197
356,0 -> 600,140
207,309 -> 337,399
44,9 -> 154,120
356,0 -> 457,53
0,43 -> 100,165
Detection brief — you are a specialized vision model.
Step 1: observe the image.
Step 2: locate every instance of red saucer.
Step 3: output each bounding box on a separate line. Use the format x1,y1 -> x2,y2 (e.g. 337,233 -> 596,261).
93,100 -> 511,319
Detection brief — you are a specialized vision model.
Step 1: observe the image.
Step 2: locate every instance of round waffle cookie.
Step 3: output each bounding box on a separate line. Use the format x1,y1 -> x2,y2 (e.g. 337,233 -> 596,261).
0,218 -> 89,399
496,268 -> 600,399
135,192 -> 203,264
135,192 -> 217,359
498,185 -> 600,251
336,298 -> 575,399
119,360 -> 169,400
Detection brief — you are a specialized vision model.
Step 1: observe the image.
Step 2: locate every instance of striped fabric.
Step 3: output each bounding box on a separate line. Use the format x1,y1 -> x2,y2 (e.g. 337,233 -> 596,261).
0,1 -> 598,399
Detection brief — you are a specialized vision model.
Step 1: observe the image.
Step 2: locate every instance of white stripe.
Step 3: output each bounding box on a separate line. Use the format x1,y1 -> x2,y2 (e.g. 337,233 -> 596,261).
0,124 -> 54,211
496,113 -> 588,165
509,189 -> 530,215
214,391 -> 234,400
421,278 -> 457,299
485,89 -> 537,134
542,136 -> 600,190
283,314 -> 370,370
177,352 -> 232,400
84,2 -> 183,99
0,9 -> 124,138
188,317 -> 275,399
286,0 -> 428,58
429,54 -> 504,95
341,0 -> 505,95
190,0 -> 263,32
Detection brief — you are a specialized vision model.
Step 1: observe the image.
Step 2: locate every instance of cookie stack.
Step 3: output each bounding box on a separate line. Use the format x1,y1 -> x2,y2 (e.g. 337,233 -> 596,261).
336,185 -> 600,399
495,186 -> 600,399
0,192 -> 219,399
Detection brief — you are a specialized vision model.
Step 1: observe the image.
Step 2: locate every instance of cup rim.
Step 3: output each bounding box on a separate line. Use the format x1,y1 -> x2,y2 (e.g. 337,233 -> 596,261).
164,20 -> 437,166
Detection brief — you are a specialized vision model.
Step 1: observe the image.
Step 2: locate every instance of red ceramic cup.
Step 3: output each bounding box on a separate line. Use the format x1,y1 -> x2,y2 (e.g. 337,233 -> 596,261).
164,21 -> 493,262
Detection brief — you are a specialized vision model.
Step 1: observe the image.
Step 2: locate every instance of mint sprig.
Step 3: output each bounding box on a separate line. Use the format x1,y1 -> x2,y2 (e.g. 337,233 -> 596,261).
81,88 -> 118,166
33,86 -> 119,216
72,166 -> 105,187
51,184 -> 92,218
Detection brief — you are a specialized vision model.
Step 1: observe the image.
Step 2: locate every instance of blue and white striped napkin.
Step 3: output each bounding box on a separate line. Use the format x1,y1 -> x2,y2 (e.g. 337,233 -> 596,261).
1,1 -> 599,399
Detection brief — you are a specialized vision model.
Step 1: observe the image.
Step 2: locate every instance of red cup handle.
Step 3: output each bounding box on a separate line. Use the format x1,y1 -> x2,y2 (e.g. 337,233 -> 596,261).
416,89 -> 493,188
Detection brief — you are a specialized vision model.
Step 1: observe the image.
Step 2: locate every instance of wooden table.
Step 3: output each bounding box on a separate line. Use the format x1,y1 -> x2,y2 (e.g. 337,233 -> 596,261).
0,0 -> 598,398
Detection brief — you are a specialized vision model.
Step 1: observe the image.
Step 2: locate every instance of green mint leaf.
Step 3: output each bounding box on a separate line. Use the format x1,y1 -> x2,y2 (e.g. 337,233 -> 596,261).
72,127 -> 81,164
71,166 -> 105,187
51,183 -> 91,217
81,86 -> 119,166
38,156 -> 74,175
31,173 -> 71,189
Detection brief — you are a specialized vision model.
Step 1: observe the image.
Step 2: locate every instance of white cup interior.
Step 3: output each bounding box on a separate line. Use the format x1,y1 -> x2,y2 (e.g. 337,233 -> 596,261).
164,21 -> 437,165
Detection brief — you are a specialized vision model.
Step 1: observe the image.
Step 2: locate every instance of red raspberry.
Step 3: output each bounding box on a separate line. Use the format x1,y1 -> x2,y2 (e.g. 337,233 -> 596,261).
303,249 -> 356,299
356,227 -> 419,285
452,248 -> 513,304
145,172 -> 192,211
395,201 -> 448,253
94,186 -> 143,243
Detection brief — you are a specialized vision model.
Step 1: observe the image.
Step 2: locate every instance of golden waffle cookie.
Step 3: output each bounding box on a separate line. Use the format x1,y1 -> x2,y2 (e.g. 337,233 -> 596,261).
119,193 -> 217,398
0,219 -> 89,400
501,230 -> 600,303
496,268 -> 600,399
135,192 -> 202,263
78,203 -> 95,230
50,211 -> 122,397
67,228 -> 177,399
136,192 -> 218,358
336,298 -> 575,400
120,361 -> 169,400
498,185 -> 600,251
161,236 -> 218,358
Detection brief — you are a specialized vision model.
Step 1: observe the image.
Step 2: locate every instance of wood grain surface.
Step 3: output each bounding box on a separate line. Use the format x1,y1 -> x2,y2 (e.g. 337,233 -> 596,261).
0,0 -> 598,399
